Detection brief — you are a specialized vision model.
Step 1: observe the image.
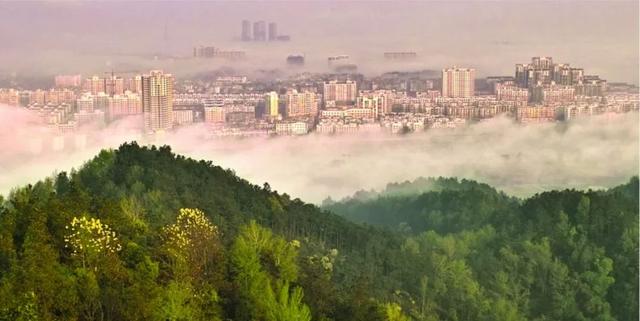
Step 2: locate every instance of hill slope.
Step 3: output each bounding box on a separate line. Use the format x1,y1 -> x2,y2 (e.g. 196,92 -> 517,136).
0,142 -> 637,321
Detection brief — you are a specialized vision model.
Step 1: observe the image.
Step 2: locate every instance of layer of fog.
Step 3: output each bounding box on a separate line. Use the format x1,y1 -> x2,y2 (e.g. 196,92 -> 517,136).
0,2 -> 638,84
1,103 -> 638,203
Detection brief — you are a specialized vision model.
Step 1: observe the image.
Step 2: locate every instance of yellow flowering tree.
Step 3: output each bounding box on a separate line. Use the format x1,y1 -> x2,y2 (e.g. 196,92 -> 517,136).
382,303 -> 410,321
64,216 -> 122,269
162,208 -> 221,281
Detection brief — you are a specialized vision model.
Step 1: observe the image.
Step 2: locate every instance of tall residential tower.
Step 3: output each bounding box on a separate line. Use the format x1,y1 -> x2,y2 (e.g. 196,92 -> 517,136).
441,67 -> 475,98
253,21 -> 266,41
142,70 -> 174,133
241,20 -> 252,41
265,91 -> 279,118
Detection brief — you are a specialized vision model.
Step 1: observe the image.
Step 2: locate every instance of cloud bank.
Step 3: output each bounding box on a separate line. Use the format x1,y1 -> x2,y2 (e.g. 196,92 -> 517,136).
1,103 -> 637,203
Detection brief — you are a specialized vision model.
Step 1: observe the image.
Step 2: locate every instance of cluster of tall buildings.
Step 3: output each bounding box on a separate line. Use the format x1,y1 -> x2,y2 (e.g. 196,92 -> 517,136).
384,52 -> 417,60
0,70 -> 177,135
241,20 -> 290,42
79,74 -> 142,96
515,57 -> 584,87
2,53 -> 637,140
510,57 -> 607,104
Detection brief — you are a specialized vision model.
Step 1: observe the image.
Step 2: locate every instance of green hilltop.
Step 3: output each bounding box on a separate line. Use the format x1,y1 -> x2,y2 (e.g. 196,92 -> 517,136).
0,142 -> 637,321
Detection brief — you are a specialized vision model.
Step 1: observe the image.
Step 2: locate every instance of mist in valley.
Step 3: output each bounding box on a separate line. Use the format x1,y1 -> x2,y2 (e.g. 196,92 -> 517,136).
1,102 -> 637,203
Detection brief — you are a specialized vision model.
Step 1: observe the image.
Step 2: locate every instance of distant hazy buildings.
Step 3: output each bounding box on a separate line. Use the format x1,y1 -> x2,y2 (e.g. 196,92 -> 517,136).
514,57 -> 606,104
441,67 -> 475,98
286,54 -> 305,66
515,56 -> 588,88
253,21 -> 266,41
384,52 -> 417,60
241,20 -> 290,41
241,20 -> 251,41
54,75 -> 82,88
193,46 -> 246,60
142,70 -> 174,133
268,22 -> 277,41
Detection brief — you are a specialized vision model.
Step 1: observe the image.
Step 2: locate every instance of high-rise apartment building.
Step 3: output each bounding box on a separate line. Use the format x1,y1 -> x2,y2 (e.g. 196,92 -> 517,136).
531,56 -> 554,69
285,89 -> 318,117
441,67 -> 475,98
142,70 -> 174,133
268,22 -> 278,41
265,91 -> 279,117
241,20 -> 252,41
323,80 -> 357,107
357,91 -> 392,118
253,21 -> 266,41
84,76 -> 106,95
105,76 -> 125,96
127,75 -> 143,94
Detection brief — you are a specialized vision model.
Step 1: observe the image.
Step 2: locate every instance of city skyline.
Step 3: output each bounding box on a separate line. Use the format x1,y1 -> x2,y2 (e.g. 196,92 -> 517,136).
0,1 -> 637,84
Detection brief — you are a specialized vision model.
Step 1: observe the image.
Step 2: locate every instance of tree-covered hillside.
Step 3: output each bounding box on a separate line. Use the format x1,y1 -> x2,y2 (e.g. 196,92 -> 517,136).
325,176 -> 639,321
0,143 -> 637,321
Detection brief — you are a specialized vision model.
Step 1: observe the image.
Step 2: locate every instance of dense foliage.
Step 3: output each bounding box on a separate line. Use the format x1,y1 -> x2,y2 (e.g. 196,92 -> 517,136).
0,142 -> 636,321
325,176 -> 639,321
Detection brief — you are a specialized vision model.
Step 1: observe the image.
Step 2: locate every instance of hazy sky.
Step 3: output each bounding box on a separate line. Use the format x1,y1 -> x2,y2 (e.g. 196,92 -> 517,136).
0,1 -> 637,83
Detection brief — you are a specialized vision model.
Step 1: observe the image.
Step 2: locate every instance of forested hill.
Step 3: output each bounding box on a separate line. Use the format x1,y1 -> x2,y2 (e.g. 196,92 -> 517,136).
325,176 -> 639,321
0,142 -> 637,321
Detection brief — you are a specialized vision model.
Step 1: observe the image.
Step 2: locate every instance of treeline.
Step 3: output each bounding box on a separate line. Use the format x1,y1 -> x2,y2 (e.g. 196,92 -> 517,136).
0,142 -> 637,321
0,143 -> 404,321
325,176 -> 639,321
